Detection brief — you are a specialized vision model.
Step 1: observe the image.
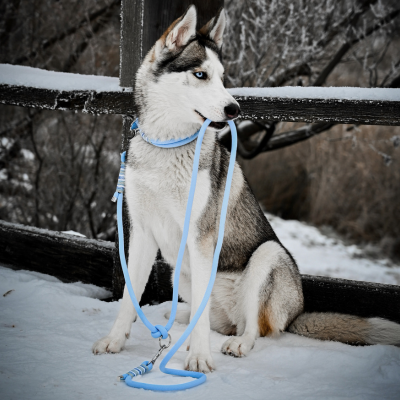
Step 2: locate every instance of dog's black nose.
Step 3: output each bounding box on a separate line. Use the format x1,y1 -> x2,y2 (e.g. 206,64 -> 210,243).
224,103 -> 240,120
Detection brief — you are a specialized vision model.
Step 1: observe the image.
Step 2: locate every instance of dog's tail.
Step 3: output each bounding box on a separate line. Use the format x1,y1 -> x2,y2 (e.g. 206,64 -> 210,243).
288,312 -> 400,346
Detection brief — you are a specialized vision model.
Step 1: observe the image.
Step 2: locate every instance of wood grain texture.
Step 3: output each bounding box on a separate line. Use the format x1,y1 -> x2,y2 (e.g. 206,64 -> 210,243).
2,84 -> 399,125
0,220 -> 172,305
302,275 -> 400,324
120,0 -> 144,88
238,96 -> 400,126
0,219 -> 114,289
0,84 -> 136,114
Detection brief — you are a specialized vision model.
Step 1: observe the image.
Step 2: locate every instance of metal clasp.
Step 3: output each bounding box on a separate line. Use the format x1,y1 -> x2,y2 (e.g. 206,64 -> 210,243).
149,334 -> 172,365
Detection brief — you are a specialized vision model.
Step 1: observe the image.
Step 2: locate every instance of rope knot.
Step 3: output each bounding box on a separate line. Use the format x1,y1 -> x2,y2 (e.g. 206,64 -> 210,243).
151,325 -> 168,339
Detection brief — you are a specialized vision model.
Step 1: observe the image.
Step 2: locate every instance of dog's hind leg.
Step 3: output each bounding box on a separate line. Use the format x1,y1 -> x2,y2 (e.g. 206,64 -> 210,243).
92,225 -> 158,354
221,241 -> 303,357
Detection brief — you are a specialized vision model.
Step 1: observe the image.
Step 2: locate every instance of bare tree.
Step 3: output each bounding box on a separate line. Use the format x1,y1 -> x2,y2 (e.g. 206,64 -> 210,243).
223,0 -> 400,157
1,0 -> 399,250
0,0 -> 121,238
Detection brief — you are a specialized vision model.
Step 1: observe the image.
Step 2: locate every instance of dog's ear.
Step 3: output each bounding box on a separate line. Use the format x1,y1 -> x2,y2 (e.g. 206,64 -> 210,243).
161,5 -> 197,52
199,8 -> 226,49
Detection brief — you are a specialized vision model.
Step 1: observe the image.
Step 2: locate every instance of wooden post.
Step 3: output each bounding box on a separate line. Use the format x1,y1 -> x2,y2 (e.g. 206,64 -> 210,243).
113,0 -> 224,299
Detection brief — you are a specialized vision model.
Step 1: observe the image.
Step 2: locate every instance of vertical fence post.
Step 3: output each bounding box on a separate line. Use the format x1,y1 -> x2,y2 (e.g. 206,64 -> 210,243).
114,0 -> 224,300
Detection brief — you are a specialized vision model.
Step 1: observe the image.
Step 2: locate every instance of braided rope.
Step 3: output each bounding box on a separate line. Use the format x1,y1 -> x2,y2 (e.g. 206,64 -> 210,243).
113,119 -> 238,391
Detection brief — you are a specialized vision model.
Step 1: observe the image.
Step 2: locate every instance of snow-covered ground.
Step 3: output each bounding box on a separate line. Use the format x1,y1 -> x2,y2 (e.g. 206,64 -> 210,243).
1,216 -> 400,400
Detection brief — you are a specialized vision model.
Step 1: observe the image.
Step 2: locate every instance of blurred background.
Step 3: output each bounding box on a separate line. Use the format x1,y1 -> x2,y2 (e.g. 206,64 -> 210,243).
1,0 -> 399,260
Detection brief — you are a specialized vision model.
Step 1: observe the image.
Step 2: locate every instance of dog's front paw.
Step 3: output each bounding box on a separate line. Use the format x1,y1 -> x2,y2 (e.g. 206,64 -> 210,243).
221,336 -> 255,357
92,334 -> 127,355
184,352 -> 215,373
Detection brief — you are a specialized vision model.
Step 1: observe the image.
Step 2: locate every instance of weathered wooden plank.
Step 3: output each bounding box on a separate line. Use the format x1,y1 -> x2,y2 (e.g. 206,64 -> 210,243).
0,84 -> 136,114
119,0 -> 144,88
1,220 -> 399,322
238,96 -> 400,126
302,275 -> 400,324
0,219 -> 114,289
0,220 -> 171,305
1,83 -> 400,125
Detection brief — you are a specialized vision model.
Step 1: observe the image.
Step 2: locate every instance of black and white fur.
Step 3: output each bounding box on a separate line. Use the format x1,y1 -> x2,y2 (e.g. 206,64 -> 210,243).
93,6 -> 400,372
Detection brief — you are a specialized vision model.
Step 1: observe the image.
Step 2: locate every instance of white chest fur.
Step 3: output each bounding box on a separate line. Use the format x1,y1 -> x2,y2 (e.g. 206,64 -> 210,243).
125,134 -> 213,271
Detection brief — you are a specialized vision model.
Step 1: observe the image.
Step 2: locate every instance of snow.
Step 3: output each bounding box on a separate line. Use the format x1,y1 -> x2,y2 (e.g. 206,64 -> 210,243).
1,137 -> 14,149
0,168 -> 7,181
267,214 -> 400,285
62,230 -> 87,238
1,215 -> 400,399
2,64 -> 399,102
0,64 -> 126,92
20,149 -> 35,161
227,86 -> 400,101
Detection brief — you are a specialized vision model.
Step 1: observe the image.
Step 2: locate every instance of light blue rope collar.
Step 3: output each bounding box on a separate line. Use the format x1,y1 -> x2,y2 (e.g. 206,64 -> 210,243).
131,119 -> 200,148
112,118 -> 237,391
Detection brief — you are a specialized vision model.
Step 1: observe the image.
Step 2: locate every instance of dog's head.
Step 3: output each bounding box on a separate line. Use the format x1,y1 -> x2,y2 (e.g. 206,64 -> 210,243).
135,6 -> 240,140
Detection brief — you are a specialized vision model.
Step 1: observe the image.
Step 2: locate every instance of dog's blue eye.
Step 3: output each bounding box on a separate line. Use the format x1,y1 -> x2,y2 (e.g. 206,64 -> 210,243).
194,71 -> 207,79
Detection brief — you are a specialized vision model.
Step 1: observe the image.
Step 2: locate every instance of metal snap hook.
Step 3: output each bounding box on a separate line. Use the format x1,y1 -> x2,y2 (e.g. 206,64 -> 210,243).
149,334 -> 172,365
159,333 -> 171,349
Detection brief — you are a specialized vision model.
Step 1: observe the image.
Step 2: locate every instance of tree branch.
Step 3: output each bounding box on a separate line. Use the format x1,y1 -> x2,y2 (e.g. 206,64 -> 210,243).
230,6 -> 400,159
11,0 -> 119,65
264,0 -> 378,88
312,8 -> 400,87
61,4 -> 117,72
236,122 -> 276,159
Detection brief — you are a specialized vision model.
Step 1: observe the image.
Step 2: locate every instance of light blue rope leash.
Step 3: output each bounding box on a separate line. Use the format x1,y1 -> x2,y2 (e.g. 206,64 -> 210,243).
131,118 -> 200,148
111,119 -> 237,391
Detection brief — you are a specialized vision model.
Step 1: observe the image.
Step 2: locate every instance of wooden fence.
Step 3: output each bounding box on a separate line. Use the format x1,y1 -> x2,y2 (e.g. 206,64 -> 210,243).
0,0 -> 400,324
1,220 -> 399,323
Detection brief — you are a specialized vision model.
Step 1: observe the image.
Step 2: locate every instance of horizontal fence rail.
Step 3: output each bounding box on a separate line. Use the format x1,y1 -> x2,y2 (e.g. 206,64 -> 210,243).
1,65 -> 400,125
0,219 -> 114,289
0,220 -> 172,305
1,219 -> 399,323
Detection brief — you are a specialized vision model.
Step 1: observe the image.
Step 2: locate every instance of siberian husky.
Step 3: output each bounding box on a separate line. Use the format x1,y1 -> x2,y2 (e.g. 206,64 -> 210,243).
93,5 -> 400,372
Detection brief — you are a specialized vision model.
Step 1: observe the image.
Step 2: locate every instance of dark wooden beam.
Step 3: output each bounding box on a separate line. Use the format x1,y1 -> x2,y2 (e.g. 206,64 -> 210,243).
302,275 -> 400,324
237,96 -> 400,126
0,220 -> 171,305
1,220 -> 400,323
0,219 -> 114,289
1,84 -> 399,126
0,84 -> 136,115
